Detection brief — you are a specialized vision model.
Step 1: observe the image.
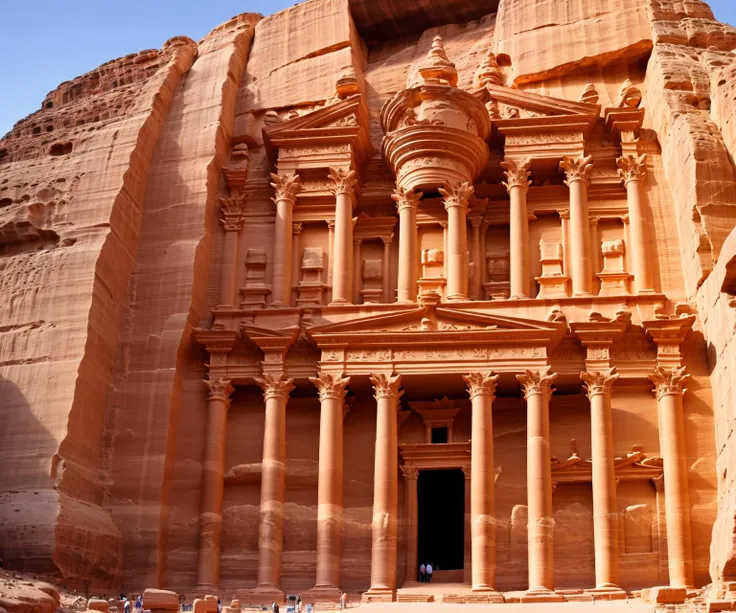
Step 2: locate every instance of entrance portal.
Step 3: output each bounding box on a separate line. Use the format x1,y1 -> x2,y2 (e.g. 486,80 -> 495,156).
417,468 -> 465,575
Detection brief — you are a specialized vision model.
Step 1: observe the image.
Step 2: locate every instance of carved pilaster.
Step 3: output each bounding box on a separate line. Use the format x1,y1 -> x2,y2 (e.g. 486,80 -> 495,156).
370,373 -> 403,401
219,195 -> 246,232
649,366 -> 689,400
560,155 -> 594,186
501,158 -> 532,193
392,187 -> 422,212
310,373 -> 351,403
580,368 -> 619,398
463,372 -> 499,400
255,373 -> 296,402
516,368 -> 557,402
328,167 -> 358,199
617,154 -> 647,185
440,181 -> 474,212
270,172 -> 301,204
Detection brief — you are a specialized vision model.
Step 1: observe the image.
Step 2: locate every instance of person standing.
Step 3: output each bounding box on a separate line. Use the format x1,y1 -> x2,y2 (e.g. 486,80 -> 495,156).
123,597 -> 131,613
271,602 -> 279,613
426,562 -> 433,583
419,563 -> 426,583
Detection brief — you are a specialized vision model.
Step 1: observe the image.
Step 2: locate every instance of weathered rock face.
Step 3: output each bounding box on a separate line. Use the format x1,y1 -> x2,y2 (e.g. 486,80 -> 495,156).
1,0 -> 736,600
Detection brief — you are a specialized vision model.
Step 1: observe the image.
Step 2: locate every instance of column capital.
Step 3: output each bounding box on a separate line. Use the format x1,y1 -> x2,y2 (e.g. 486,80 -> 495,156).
560,155 -> 593,186
327,219 -> 336,231
328,167 -> 358,199
516,368 -> 557,401
440,181 -> 474,211
463,372 -> 499,400
617,154 -> 648,185
310,373 -> 351,403
204,377 -> 235,403
649,366 -> 689,400
469,215 -> 484,229
559,208 -> 570,221
381,233 -> 394,246
270,172 -> 301,204
400,465 -> 420,480
255,373 -> 295,401
292,222 -> 303,235
580,367 -> 619,399
219,195 -> 246,232
370,372 -> 403,401
392,187 -> 422,212
501,157 -> 532,194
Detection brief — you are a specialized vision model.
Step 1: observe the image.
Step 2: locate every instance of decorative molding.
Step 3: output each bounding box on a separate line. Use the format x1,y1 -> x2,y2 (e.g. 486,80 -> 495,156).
649,366 -> 689,400
370,373 -> 403,401
516,367 -> 557,401
270,172 -> 301,204
309,372 -> 351,403
219,195 -> 246,232
580,367 -> 619,399
463,372 -> 499,400
392,187 -> 423,212
327,167 -> 358,198
501,158 -> 532,193
204,378 -> 234,403
439,181 -> 474,212
560,155 -> 594,186
617,154 -> 648,185
255,373 -> 295,401
418,35 -> 458,87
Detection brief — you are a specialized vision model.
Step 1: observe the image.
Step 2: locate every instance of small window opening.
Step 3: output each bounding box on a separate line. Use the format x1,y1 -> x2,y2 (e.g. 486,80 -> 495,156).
431,427 -> 449,444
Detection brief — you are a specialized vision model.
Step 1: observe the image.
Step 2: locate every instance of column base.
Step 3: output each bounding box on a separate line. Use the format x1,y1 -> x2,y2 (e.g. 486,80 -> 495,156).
191,585 -> 218,598
446,293 -> 468,302
471,587 -> 504,603
244,584 -> 285,605
585,585 -> 628,600
636,288 -> 656,295
520,587 -> 565,603
360,588 -> 396,603
302,585 -> 342,604
509,294 -> 529,300
328,298 -> 353,306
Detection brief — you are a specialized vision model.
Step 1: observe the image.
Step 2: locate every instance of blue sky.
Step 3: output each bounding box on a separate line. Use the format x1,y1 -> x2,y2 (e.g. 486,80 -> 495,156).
1,0 -> 734,137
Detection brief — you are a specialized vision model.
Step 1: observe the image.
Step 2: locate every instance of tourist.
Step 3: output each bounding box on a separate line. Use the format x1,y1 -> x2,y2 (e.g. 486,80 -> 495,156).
135,595 -> 143,611
339,592 -> 348,610
426,562 -> 433,583
419,563 -> 426,583
123,597 -> 131,613
271,601 -> 279,613
296,596 -> 302,613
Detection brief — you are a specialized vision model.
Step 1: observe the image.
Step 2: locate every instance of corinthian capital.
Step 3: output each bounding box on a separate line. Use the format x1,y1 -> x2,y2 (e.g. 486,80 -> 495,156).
255,373 -> 295,401
401,465 -> 420,480
370,373 -> 403,401
580,367 -> 619,399
270,172 -> 301,204
649,366 -> 689,400
516,368 -> 557,401
310,373 -> 351,403
205,378 -> 234,402
463,372 -> 499,400
616,154 -> 648,185
501,158 -> 532,194
439,181 -> 474,212
391,187 -> 423,212
219,195 -> 246,232
327,167 -> 358,198
560,155 -> 593,186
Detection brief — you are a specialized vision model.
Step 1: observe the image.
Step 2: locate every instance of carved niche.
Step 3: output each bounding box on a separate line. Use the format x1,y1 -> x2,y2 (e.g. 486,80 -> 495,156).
536,241 -> 569,298
598,238 -> 632,296
361,259 -> 384,304
297,247 -> 327,306
484,252 -> 510,300
418,248 -> 446,297
240,248 -> 270,308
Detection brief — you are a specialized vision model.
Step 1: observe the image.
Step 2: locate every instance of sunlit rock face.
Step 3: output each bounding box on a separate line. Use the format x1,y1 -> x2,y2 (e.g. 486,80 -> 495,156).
1,0 -> 736,602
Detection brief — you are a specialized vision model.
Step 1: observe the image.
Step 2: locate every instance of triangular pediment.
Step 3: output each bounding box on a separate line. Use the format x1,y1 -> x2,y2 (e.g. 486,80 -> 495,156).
478,83 -> 601,119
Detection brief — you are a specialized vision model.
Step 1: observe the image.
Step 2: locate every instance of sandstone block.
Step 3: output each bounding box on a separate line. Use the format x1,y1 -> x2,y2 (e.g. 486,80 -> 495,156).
192,600 -> 207,613
88,599 -> 109,613
647,587 -> 687,604
142,590 -> 179,611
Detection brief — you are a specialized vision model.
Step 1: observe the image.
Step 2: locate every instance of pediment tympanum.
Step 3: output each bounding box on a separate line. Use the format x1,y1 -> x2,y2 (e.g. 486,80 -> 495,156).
308,303 -> 565,375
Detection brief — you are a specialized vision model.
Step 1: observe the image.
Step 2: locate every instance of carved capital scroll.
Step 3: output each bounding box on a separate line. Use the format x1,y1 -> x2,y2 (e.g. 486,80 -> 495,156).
204,377 -> 235,403
440,181 -> 474,212
219,195 -> 246,232
560,155 -> 593,186
310,373 -> 351,403
255,373 -> 295,402
617,154 -> 648,185
327,167 -> 358,199
463,372 -> 499,400
370,373 -> 403,401
516,368 -> 557,402
270,172 -> 301,204
401,465 -> 420,480
392,187 -> 423,213
501,158 -> 532,194
580,367 -> 619,399
649,366 -> 689,400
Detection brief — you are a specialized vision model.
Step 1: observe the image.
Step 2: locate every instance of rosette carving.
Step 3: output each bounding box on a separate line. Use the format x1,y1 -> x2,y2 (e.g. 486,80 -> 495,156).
560,155 -> 593,186
580,368 -> 619,399
501,158 -> 532,194
463,372 -> 499,400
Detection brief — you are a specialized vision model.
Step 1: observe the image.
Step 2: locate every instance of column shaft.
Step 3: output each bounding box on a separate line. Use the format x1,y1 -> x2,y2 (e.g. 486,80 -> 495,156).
441,182 -> 473,301
291,223 -> 302,304
382,239 -> 392,303
401,467 -> 419,582
332,190 -> 355,304
269,173 -> 300,307
618,155 -> 654,293
502,159 -> 532,299
393,189 -> 421,303
353,239 -> 362,304
470,219 -> 483,300
561,156 -> 593,296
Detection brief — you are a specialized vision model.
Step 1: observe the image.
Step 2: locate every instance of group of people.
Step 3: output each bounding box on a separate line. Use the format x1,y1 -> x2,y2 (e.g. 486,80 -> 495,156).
272,592 -> 349,613
120,594 -> 143,613
418,563 -> 434,583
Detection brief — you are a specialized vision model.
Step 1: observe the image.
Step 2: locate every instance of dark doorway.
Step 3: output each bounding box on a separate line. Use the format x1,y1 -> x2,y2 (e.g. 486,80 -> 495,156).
417,468 -> 465,573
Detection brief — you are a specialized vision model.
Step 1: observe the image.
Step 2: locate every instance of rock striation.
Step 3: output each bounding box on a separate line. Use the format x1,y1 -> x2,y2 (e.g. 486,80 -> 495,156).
1,0 -> 736,603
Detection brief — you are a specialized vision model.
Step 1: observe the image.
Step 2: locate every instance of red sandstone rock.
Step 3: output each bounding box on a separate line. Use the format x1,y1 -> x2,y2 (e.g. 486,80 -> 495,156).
142,590 -> 179,611
647,586 -> 688,604
87,599 -> 108,613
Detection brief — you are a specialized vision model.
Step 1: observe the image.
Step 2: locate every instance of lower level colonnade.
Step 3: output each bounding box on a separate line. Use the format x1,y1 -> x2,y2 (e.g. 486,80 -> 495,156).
194,363 -> 694,601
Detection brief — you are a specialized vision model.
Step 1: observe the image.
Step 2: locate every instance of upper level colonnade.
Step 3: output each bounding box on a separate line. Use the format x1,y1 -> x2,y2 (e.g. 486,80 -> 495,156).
215,36 -> 656,314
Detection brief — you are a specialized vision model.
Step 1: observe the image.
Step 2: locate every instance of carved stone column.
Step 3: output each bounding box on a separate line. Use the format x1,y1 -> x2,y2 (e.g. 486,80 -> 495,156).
309,374 -> 351,598
253,374 -> 295,601
382,236 -> 392,303
270,173 -> 300,306
516,369 -> 562,601
463,373 -> 502,597
292,222 -> 303,304
560,156 -> 593,296
470,216 -> 483,300
218,198 -> 246,306
329,168 -> 357,305
196,378 -> 235,591
650,367 -> 694,587
502,158 -> 532,299
582,369 -> 626,598
401,465 -> 419,583
618,155 -> 654,293
363,374 -> 403,602
440,181 -> 474,301
327,220 -> 335,287
353,237 -> 363,304
392,189 -> 421,303
463,465 -> 472,585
